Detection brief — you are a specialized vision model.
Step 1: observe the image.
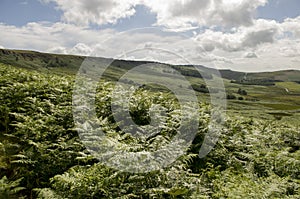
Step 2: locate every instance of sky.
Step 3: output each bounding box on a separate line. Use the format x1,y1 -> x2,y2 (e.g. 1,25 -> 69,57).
0,0 -> 300,72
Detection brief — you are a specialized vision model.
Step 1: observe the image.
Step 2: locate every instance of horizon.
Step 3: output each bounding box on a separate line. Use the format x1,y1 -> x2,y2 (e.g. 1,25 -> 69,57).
0,0 -> 300,72
2,47 -> 300,73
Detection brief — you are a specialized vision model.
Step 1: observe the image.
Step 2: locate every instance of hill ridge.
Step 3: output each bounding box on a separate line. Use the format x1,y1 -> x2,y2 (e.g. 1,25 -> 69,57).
1,48 -> 299,82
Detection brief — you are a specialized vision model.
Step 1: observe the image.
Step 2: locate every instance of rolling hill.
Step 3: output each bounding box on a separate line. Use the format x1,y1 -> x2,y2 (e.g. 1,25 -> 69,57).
1,48 -> 299,82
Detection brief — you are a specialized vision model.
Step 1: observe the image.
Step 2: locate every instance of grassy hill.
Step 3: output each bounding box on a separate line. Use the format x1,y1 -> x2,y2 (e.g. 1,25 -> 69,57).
1,48 -> 300,122
0,54 -> 299,198
0,49 -> 299,198
0,48 -> 84,74
1,48 -> 299,82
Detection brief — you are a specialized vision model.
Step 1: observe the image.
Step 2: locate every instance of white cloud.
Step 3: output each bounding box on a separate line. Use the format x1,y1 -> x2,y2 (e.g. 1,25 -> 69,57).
41,0 -> 267,30
214,37 -> 300,71
242,19 -> 279,47
1,11 -> 300,72
277,40 -> 300,57
47,46 -> 67,54
0,22 -> 115,52
42,0 -> 137,26
70,43 -> 92,56
291,58 -> 300,63
189,17 -> 300,71
281,16 -> 300,39
48,43 -> 101,56
142,0 -> 267,29
195,19 -> 280,52
244,52 -> 258,58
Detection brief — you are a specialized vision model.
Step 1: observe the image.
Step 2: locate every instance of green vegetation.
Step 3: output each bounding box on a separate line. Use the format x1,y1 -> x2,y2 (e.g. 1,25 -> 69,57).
0,49 -> 300,198
231,79 -> 278,86
237,88 -> 248,95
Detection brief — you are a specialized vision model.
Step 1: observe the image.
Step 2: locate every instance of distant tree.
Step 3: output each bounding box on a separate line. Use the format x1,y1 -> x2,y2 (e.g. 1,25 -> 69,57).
227,94 -> 236,100
237,88 -> 247,95
190,84 -> 209,93
274,115 -> 282,120
43,58 -> 49,64
200,84 -> 206,89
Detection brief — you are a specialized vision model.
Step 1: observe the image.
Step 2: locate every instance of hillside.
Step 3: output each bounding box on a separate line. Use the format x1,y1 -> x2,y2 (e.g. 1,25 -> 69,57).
0,63 -> 299,198
1,48 -> 299,82
0,48 -> 84,74
0,49 -> 299,198
1,48 -> 300,121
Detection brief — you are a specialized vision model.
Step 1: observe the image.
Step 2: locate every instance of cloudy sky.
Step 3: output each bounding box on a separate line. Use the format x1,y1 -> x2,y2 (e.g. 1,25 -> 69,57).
0,0 -> 300,71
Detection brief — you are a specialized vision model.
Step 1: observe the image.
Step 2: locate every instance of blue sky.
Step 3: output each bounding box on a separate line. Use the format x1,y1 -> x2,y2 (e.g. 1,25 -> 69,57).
257,0 -> 300,22
0,0 -> 300,71
0,0 -> 61,26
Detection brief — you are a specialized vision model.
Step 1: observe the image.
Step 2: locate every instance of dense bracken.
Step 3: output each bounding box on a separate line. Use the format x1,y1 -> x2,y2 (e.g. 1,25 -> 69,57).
0,64 -> 299,198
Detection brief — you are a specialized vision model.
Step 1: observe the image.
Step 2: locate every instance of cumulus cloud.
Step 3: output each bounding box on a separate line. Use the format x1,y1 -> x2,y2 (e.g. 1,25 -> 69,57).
291,58 -> 300,63
202,54 -> 234,63
281,16 -> 300,39
70,43 -> 92,56
277,39 -> 300,57
244,52 -> 258,58
195,19 -> 280,52
41,0 -> 267,29
47,46 -> 67,54
42,0 -> 137,26
142,0 -> 267,29
1,2 -> 300,72
242,19 -> 279,47
0,22 -> 197,64
48,44 -> 94,56
0,22 -> 115,52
